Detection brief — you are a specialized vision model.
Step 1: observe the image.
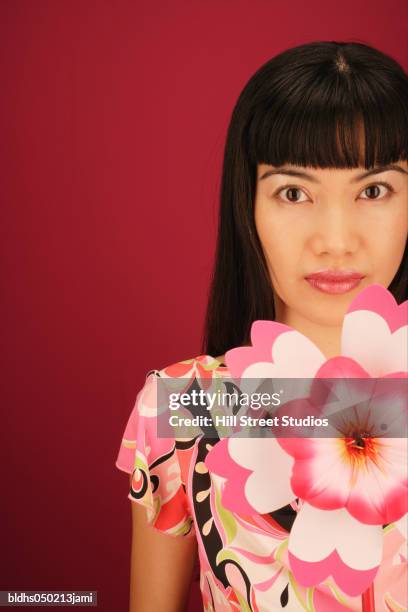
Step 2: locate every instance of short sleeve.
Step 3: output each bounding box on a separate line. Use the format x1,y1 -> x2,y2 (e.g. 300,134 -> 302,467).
115,371 -> 196,538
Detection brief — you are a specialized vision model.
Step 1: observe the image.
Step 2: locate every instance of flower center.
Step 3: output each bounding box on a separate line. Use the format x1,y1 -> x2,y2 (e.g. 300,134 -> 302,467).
342,431 -> 379,468
350,432 -> 368,449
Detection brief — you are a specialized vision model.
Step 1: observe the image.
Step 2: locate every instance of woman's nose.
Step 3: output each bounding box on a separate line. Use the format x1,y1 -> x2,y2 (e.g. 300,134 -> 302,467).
309,204 -> 360,257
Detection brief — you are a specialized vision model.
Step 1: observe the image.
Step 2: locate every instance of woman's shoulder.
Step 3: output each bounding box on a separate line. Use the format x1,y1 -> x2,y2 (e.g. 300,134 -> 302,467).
146,353 -> 228,380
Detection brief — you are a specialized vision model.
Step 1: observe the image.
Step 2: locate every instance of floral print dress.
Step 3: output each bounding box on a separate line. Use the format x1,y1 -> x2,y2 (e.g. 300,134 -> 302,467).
115,355 -> 407,612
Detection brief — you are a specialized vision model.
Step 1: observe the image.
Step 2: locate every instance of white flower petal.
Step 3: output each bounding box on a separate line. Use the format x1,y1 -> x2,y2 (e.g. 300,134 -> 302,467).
342,311 -> 408,375
229,438 -> 295,513
289,504 -> 383,570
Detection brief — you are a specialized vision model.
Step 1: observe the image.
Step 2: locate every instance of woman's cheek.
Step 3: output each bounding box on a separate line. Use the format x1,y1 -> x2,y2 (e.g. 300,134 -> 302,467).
371,216 -> 407,283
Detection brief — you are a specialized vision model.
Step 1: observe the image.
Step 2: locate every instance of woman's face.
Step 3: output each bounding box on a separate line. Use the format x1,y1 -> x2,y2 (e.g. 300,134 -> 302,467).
254,161 -> 408,328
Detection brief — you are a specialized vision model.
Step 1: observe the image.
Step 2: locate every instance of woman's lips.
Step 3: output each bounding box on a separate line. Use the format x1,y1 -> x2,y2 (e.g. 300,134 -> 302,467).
305,270 -> 365,294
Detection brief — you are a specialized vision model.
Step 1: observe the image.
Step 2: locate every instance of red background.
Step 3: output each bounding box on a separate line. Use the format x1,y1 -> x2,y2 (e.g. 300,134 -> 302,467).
1,1 -> 407,610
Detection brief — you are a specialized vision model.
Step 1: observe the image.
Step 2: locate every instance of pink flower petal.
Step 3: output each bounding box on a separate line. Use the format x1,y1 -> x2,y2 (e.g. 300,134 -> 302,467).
229,438 -> 295,513
342,285 -> 407,376
288,505 -> 382,596
345,438 -> 408,524
315,356 -> 370,379
205,438 -> 295,514
346,284 -> 407,333
280,436 -> 408,524
225,324 -> 325,380
204,438 -> 256,515
225,321 -> 291,379
289,551 -> 378,597
280,438 -> 351,509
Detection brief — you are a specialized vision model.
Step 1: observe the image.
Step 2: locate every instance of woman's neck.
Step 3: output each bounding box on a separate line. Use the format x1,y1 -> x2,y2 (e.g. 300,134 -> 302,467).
274,298 -> 342,359
217,302 -> 343,363
217,321 -> 341,364
281,313 -> 342,359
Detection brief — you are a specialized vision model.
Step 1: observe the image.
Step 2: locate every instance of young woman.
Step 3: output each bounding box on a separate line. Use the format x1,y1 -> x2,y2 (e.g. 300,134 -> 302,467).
116,41 -> 408,611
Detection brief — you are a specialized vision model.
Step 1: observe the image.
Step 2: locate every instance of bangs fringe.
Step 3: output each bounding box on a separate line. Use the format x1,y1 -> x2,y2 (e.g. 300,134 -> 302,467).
247,69 -> 408,169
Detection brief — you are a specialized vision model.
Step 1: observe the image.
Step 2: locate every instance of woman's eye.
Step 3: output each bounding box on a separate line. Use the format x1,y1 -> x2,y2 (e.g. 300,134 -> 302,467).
276,187 -> 309,203
274,182 -> 394,204
359,183 -> 393,200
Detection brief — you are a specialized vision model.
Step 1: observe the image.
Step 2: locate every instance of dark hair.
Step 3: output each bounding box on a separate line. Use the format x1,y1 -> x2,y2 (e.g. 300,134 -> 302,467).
201,40 -> 408,358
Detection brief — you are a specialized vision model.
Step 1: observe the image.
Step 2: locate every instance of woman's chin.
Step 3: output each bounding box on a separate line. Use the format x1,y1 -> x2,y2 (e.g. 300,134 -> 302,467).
296,287 -> 363,328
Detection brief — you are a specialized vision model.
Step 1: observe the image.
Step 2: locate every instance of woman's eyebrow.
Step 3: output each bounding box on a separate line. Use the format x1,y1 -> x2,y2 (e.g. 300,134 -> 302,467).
350,164 -> 408,182
258,164 -> 408,182
258,168 -> 319,182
